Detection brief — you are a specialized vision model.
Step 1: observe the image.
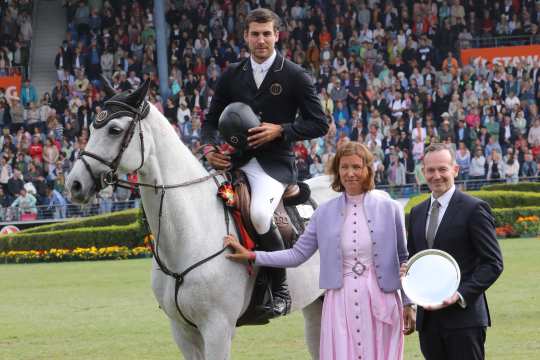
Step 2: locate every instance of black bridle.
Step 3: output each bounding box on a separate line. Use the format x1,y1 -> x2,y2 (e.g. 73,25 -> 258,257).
78,99 -> 149,192
77,99 -> 231,329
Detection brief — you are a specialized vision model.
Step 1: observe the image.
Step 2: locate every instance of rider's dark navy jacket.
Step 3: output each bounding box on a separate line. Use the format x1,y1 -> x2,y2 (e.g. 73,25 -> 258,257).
202,51 -> 328,184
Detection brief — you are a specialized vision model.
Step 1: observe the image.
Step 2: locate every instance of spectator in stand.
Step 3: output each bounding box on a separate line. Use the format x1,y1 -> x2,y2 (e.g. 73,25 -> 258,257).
521,151 -> 538,177
487,150 -> 504,182
20,79 -> 37,108
456,141 -> 471,180
10,187 -> 37,219
469,148 -> 487,181
504,152 -> 520,184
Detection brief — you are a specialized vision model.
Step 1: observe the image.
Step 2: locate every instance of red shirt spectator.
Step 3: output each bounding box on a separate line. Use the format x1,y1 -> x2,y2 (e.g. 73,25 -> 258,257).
28,137 -> 43,161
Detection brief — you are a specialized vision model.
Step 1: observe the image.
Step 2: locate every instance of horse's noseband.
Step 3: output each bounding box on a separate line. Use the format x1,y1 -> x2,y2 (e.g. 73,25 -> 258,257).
78,99 -> 150,191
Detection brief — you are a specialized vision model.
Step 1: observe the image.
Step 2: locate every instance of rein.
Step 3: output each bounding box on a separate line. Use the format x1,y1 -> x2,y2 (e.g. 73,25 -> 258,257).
136,170 -> 230,329
78,98 -> 232,328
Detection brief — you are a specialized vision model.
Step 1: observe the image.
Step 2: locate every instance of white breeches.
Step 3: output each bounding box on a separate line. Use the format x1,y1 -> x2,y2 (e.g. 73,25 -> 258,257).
241,158 -> 286,234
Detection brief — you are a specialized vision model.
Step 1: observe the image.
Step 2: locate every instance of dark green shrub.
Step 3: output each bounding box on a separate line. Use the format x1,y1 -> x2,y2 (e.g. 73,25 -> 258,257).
471,191 -> 540,208
1,222 -> 145,252
481,182 -> 540,193
405,191 -> 540,215
21,209 -> 139,234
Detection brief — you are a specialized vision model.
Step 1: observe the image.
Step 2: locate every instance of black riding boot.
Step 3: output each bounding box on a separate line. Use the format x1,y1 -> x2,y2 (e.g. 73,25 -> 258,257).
257,224 -> 291,317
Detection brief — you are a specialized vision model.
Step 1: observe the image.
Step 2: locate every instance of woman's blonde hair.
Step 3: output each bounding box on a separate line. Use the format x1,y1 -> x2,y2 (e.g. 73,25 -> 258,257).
330,141 -> 375,193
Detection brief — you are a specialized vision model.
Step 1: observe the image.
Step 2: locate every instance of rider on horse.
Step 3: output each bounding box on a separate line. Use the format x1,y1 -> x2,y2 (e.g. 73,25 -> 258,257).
202,8 -> 328,319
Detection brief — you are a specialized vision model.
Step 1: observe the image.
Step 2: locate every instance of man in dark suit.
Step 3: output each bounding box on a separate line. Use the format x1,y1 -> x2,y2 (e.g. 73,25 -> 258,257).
201,8 -> 328,318
403,143 -> 503,359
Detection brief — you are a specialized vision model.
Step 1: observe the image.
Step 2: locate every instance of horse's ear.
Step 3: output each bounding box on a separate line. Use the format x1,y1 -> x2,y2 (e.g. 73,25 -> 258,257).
125,79 -> 150,108
100,74 -> 116,98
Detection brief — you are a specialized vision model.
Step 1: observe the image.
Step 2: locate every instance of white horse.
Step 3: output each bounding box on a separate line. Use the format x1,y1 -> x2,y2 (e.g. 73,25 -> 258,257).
66,81 -> 338,359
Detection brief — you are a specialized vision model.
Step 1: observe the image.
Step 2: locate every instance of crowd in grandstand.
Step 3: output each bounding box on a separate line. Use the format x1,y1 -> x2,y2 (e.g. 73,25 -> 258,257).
0,0 -> 540,221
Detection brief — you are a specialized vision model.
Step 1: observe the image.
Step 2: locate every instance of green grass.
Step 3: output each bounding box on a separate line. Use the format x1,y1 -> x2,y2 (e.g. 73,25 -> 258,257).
1,238 -> 539,359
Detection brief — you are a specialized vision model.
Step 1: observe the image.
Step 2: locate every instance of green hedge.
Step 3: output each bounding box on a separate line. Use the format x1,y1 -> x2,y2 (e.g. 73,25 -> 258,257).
1,222 -> 145,252
481,182 -> 540,193
469,191 -> 540,209
21,209 -> 140,234
405,191 -> 540,214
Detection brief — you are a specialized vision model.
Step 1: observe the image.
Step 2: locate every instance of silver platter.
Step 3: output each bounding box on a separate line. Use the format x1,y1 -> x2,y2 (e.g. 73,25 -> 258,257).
401,249 -> 461,308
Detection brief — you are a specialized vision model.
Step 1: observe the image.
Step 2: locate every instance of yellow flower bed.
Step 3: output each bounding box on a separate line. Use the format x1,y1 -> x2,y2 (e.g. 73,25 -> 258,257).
0,246 -> 152,264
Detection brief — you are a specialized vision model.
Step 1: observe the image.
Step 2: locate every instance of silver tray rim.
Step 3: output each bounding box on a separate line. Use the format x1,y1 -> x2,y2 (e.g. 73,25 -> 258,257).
401,249 -> 461,307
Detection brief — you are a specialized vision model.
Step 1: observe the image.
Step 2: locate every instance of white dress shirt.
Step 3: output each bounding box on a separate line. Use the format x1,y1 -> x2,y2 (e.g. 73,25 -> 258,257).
425,184 -> 456,238
250,50 -> 276,88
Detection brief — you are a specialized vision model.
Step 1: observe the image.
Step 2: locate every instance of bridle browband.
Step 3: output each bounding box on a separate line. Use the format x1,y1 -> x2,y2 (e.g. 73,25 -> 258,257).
78,99 -> 150,192
76,98 -> 230,328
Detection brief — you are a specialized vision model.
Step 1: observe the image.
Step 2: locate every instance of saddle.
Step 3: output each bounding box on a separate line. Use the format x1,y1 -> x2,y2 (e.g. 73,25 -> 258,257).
227,170 -> 317,326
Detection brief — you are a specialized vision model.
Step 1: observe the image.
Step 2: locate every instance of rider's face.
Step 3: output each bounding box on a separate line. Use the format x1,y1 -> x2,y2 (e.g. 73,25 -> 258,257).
244,21 -> 278,64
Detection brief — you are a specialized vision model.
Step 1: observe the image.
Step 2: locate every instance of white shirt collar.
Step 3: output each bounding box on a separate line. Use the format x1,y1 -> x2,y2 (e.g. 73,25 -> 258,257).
250,50 -> 276,73
430,184 -> 456,209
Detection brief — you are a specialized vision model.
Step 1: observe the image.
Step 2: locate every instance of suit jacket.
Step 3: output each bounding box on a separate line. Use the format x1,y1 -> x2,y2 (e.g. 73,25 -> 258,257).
256,190 -> 409,295
202,52 -> 328,184
407,190 -> 503,330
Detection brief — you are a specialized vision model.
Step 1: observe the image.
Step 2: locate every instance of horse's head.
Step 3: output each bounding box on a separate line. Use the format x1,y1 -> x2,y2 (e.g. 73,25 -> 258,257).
67,78 -> 151,203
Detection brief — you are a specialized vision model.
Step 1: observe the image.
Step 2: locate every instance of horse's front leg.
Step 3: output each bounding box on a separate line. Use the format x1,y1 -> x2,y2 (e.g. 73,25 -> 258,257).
169,318 -> 205,359
199,314 -> 235,360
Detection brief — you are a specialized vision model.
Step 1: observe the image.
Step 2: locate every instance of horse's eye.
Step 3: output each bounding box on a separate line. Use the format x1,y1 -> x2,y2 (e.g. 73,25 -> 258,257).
109,126 -> 123,136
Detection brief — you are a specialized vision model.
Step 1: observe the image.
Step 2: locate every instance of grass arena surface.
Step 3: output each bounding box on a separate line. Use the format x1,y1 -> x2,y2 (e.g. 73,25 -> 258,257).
1,238 -> 538,359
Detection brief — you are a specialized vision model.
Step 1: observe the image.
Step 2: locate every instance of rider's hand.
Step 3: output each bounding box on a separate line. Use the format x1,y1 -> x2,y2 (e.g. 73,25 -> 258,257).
206,151 -> 231,170
223,234 -> 253,263
247,122 -> 283,148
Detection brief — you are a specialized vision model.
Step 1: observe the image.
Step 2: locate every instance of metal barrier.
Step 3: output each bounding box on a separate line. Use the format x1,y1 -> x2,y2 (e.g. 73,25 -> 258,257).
1,175 -> 539,225
0,200 -> 139,224
0,66 -> 25,77
460,34 -> 540,49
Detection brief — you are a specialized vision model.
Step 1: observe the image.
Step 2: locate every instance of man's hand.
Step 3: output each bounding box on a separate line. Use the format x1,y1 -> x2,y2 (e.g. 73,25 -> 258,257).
223,234 -> 253,263
423,292 -> 460,311
247,122 -> 283,148
403,305 -> 416,335
206,151 -> 231,170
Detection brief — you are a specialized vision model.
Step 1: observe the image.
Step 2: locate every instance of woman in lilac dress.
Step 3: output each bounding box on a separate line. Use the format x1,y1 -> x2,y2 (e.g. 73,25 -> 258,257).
225,142 -> 415,359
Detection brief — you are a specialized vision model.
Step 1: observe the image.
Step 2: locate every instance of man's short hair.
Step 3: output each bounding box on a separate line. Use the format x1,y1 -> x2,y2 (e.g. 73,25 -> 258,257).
424,143 -> 456,163
245,8 -> 281,32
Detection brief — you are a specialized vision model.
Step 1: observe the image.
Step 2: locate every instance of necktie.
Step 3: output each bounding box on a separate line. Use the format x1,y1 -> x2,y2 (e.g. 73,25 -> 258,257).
253,67 -> 265,88
426,200 -> 440,248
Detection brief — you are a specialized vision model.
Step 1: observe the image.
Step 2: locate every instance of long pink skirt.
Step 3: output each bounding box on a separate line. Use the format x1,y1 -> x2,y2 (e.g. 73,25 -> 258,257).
319,264 -> 404,360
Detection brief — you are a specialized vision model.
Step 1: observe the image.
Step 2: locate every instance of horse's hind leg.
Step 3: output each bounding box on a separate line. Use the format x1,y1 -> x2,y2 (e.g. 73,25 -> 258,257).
199,314 -> 235,360
302,298 -> 323,360
170,319 -> 204,359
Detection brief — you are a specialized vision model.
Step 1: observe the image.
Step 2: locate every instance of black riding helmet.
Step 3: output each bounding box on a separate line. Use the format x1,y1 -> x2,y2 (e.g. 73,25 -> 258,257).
218,102 -> 261,150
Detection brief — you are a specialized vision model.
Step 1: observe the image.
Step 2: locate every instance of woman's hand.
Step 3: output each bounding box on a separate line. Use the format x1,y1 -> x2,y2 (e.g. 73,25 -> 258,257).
223,234 -> 254,263
399,262 -> 408,278
403,305 -> 416,335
